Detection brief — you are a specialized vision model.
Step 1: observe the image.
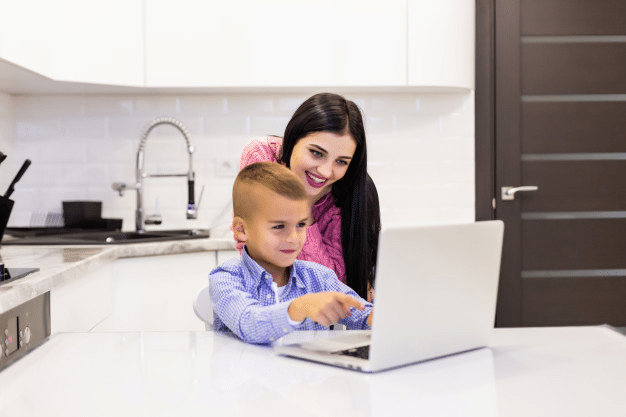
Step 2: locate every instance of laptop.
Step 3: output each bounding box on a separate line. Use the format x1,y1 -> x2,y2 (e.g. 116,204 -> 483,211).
274,220 -> 505,372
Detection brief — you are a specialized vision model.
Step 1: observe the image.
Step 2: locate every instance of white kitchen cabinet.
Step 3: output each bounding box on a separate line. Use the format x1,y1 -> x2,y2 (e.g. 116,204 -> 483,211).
93,252 -> 215,332
51,261 -> 114,334
1,0 -> 475,93
408,0 -> 475,90
144,0 -> 407,88
0,0 -> 143,86
0,1 -> 55,77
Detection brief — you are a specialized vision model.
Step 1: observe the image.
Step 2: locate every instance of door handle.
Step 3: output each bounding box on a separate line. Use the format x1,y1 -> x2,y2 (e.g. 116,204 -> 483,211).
501,186 -> 538,201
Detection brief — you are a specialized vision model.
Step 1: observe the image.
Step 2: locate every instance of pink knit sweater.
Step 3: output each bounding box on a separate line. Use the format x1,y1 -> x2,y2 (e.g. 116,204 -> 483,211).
236,136 -> 346,283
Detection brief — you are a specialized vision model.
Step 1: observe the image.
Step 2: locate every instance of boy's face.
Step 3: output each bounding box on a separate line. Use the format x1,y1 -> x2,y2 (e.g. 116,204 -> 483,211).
239,187 -> 309,274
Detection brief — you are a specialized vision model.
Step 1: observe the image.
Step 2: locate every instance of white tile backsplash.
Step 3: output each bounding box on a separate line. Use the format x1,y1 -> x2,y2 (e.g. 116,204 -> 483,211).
0,92 -> 16,193
2,91 -> 475,234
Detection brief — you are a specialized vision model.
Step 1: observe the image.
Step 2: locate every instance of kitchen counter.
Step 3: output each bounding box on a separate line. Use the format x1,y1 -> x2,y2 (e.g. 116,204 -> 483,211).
0,237 -> 236,314
0,326 -> 624,416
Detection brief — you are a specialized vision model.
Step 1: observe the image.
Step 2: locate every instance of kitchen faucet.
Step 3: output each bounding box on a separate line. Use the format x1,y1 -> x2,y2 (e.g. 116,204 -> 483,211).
112,117 -> 199,233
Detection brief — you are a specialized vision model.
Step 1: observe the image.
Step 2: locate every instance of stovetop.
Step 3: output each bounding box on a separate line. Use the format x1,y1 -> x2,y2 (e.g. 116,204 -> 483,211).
0,267 -> 40,286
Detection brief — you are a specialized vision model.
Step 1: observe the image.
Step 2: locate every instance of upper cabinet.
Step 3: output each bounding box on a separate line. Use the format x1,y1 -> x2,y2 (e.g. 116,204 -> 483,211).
144,0 -> 407,88
0,1 -> 56,77
0,0 -> 474,93
51,0 -> 144,86
408,0 -> 474,90
0,0 -> 143,87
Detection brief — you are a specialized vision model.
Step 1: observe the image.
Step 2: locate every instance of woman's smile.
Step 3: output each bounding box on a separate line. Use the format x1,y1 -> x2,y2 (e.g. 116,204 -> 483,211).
290,131 -> 357,202
305,171 -> 328,188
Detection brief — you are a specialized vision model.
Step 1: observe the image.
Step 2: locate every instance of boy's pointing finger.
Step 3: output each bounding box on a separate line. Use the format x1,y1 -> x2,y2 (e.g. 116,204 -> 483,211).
337,293 -> 365,311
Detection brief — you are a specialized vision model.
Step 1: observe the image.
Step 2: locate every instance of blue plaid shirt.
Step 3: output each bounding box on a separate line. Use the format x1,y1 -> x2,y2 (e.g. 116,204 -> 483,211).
209,248 -> 372,344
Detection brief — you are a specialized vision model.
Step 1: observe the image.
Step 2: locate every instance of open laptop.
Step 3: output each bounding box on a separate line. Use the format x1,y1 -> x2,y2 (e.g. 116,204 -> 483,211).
274,220 -> 504,372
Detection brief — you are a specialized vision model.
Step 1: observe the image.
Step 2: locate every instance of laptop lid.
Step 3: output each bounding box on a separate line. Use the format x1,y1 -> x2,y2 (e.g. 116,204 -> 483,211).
367,220 -> 504,371
275,220 -> 504,372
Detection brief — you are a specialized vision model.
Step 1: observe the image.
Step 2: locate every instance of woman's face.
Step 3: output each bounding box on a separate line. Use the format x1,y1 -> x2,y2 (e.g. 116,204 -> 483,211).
289,131 -> 357,203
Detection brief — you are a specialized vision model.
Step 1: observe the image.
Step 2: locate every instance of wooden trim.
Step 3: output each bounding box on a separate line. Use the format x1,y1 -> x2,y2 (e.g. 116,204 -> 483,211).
475,0 -> 496,222
494,0 -> 523,327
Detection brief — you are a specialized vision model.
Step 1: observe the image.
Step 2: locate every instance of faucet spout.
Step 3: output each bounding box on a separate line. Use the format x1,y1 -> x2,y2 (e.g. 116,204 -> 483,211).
133,117 -> 197,232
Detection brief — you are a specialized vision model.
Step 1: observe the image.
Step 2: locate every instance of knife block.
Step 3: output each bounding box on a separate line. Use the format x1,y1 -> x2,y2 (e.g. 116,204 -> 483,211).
0,196 -> 14,246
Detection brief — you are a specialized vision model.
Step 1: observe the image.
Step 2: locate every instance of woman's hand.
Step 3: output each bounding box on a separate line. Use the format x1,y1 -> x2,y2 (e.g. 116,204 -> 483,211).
367,281 -> 375,302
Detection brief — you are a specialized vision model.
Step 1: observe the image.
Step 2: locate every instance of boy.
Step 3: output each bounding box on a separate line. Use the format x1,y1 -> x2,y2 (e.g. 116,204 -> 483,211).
209,162 -> 373,344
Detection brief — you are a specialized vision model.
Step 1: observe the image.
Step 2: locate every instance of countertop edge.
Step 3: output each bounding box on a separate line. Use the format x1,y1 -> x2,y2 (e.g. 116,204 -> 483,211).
0,238 -> 236,314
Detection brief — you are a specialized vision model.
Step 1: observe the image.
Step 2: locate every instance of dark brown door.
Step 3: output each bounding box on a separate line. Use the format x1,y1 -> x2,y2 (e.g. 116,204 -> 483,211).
477,0 -> 626,326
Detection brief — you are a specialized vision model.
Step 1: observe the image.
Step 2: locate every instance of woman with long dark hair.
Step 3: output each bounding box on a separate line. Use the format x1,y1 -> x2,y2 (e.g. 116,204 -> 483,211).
236,92 -> 381,301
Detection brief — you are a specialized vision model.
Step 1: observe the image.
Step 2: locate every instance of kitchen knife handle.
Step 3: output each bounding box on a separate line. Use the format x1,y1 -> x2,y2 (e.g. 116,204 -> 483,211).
4,159 -> 31,198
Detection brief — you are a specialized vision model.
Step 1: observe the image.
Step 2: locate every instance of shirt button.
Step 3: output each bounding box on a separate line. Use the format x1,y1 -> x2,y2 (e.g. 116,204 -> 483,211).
269,337 -> 275,341
266,294 -> 271,299
283,328 -> 288,333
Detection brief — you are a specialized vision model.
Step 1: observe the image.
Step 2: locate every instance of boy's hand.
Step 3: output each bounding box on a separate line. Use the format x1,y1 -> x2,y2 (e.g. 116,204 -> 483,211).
288,292 -> 365,327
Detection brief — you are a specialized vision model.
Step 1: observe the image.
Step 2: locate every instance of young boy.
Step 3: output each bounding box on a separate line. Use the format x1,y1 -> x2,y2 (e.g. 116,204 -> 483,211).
209,162 -> 373,344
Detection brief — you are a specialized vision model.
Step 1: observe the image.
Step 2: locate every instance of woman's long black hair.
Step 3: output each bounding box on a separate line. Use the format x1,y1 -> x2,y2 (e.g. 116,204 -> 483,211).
279,92 -> 381,299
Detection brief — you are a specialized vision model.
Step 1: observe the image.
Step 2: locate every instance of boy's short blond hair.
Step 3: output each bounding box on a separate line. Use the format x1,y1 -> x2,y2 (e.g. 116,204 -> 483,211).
233,162 -> 307,221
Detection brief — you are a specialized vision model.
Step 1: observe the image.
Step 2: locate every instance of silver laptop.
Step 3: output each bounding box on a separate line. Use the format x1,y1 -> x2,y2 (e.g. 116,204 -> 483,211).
274,220 -> 505,372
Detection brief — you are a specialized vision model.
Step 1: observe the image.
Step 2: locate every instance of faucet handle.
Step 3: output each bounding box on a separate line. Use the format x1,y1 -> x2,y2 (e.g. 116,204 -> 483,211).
112,182 -> 127,197
186,185 -> 204,220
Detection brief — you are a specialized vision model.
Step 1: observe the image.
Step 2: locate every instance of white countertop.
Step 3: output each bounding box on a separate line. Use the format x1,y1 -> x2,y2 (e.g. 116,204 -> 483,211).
0,238 -> 235,314
0,326 -> 624,416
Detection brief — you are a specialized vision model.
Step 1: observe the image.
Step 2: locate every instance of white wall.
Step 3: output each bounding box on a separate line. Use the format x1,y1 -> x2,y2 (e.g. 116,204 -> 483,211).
0,92 -> 15,193
2,92 -> 474,236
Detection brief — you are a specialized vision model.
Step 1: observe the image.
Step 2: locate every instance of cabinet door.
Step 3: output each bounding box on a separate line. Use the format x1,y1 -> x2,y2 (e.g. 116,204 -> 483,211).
408,0 -> 474,90
0,0 -> 143,86
51,262 -> 114,334
101,252 -> 215,332
145,0 -> 406,87
52,0 -> 144,85
0,1 -> 56,76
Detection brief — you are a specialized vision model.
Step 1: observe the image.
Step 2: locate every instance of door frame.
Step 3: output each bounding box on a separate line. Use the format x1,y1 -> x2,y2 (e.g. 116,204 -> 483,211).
475,0 -> 496,223
475,0 -> 523,326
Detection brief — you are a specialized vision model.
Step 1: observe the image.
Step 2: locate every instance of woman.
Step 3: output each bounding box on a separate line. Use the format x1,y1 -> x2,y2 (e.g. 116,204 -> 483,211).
236,92 -> 381,301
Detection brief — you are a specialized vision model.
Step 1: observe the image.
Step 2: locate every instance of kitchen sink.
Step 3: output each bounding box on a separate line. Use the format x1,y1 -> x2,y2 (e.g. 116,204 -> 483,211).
1,228 -> 210,245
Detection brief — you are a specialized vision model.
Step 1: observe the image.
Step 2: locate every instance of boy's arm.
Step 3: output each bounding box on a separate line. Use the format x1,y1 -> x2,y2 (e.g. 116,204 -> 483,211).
320,274 -> 374,330
288,292 -> 367,327
209,266 -> 298,344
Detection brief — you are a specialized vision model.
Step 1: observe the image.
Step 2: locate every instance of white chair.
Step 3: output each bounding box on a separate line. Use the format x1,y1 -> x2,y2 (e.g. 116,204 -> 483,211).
193,285 -> 214,330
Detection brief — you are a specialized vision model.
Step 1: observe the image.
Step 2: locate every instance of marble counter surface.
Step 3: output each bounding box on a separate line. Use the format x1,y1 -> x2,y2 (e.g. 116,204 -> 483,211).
0,237 -> 235,314
1,326 -> 625,416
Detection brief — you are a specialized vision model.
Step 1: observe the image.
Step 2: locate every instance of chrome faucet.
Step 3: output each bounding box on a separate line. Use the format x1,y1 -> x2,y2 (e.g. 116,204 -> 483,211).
112,117 -> 199,233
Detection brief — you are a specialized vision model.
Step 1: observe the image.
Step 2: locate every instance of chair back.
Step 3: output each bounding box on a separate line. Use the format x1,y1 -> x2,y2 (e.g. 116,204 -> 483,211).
193,285 -> 213,330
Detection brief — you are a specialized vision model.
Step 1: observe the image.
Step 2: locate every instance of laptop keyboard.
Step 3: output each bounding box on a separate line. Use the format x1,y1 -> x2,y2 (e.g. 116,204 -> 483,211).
337,345 -> 370,359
